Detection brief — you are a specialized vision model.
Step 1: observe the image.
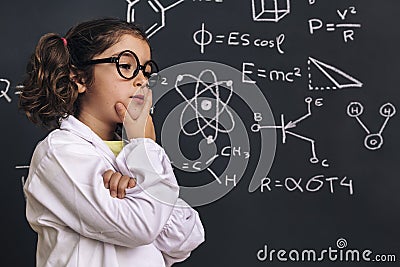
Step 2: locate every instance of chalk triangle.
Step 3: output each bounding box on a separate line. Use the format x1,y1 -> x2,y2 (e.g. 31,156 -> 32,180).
308,57 -> 363,89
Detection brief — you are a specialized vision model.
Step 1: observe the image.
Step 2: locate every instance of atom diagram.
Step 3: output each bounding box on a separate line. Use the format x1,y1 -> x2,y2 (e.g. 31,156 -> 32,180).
174,69 -> 235,144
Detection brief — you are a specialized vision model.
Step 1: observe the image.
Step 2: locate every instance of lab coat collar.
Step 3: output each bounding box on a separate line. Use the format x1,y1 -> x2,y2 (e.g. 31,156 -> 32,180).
59,115 -> 120,170
59,115 -> 98,144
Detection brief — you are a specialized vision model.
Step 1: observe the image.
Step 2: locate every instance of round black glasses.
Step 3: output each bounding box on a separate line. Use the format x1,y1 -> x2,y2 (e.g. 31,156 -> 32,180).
83,50 -> 159,82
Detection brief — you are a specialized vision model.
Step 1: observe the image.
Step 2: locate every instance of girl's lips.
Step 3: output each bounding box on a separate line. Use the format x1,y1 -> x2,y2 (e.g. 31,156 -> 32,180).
131,94 -> 144,100
131,94 -> 145,104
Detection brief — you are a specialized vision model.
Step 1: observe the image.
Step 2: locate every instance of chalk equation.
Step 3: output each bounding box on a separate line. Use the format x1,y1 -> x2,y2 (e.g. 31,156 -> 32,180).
241,57 -> 363,89
172,145 -> 249,185
260,174 -> 354,195
347,102 -> 396,150
193,23 -> 285,54
242,62 -> 300,84
251,97 -> 328,167
309,6 -> 360,43
126,0 -> 184,38
0,78 -> 12,103
252,0 -> 290,23
308,57 -> 363,90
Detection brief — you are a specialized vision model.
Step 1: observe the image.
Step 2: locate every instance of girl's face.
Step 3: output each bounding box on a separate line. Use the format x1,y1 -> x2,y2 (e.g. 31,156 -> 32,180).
78,34 -> 151,129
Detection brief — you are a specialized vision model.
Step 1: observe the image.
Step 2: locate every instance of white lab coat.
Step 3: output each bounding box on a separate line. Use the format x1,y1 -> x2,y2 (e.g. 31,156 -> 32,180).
24,115 -> 205,267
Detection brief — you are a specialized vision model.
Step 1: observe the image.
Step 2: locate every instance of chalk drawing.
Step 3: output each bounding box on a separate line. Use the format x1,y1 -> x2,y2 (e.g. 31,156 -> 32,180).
252,0 -> 290,22
308,57 -> 363,90
252,97 -> 328,166
347,102 -> 396,150
174,69 -> 235,144
126,0 -> 184,38
0,78 -> 12,103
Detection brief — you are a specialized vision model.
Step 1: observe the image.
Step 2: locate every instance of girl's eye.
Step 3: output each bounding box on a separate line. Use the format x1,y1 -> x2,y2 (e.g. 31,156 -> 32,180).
143,71 -> 151,78
119,64 -> 131,70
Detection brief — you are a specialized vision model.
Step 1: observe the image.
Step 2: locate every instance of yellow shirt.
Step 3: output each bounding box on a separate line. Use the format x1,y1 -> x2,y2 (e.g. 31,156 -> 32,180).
104,140 -> 124,157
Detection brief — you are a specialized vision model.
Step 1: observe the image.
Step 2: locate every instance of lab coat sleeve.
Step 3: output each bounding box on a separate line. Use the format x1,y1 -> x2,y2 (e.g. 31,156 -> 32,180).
119,138 -> 205,266
155,198 -> 205,267
24,133 -> 179,248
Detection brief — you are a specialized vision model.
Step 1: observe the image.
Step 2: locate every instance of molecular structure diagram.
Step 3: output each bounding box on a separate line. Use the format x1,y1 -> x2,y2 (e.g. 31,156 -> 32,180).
251,97 -> 328,166
347,102 -> 396,150
126,0 -> 184,38
174,69 -> 235,144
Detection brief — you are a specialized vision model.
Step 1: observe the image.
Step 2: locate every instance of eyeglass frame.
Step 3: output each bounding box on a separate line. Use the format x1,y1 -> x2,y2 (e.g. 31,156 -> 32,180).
81,49 -> 159,80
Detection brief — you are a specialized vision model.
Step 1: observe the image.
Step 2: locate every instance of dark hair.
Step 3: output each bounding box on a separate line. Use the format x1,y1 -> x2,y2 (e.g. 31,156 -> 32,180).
19,17 -> 149,129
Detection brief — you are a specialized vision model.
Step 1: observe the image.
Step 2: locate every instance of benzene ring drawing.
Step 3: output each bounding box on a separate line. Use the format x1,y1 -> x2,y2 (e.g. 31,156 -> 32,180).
126,0 -> 184,38
174,69 -> 235,144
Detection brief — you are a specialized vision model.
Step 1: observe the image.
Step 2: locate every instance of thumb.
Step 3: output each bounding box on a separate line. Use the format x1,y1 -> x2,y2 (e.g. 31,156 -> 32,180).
115,102 -> 127,121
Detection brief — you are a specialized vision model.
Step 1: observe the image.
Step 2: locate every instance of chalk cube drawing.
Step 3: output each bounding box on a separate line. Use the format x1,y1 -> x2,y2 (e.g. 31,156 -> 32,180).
252,0 -> 290,22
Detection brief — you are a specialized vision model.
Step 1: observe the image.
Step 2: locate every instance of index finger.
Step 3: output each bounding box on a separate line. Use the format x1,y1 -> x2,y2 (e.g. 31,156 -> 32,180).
137,89 -> 153,122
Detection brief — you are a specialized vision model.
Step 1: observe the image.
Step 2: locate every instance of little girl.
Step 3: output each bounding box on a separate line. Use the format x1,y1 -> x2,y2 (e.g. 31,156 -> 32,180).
19,17 -> 205,267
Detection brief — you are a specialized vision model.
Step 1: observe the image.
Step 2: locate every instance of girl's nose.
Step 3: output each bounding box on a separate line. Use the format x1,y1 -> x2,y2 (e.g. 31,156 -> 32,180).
132,70 -> 148,88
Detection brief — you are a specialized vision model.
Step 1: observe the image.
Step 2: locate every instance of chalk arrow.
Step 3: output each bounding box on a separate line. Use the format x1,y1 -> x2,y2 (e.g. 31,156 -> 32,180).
284,121 -> 297,129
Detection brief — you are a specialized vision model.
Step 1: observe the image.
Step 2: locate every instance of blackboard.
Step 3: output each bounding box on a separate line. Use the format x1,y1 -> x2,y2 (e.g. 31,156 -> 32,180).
2,0 -> 399,266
